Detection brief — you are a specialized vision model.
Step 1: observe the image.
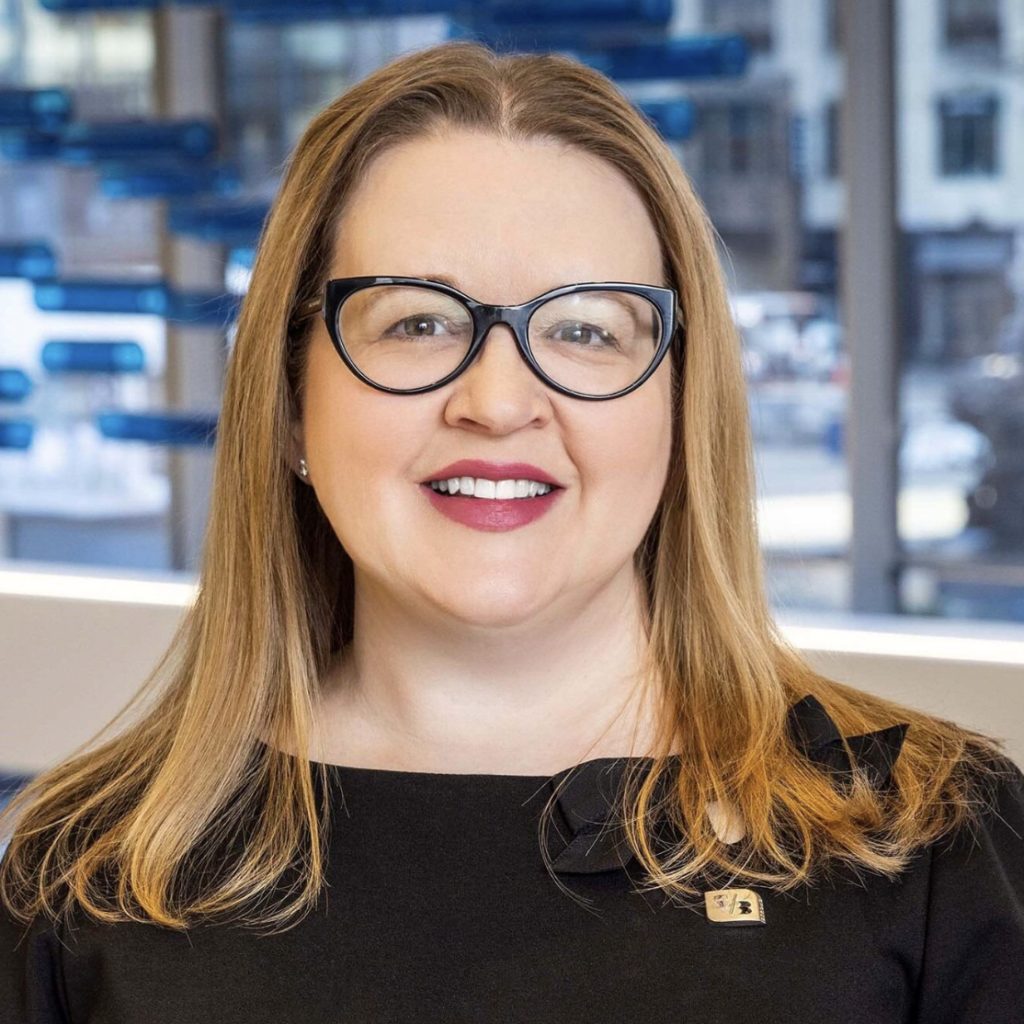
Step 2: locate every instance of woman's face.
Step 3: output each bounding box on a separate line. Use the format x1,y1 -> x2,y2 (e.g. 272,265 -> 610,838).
294,129 -> 674,630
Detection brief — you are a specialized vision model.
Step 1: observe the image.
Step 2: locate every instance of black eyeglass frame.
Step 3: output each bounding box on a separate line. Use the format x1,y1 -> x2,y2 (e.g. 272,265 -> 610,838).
298,275 -> 683,401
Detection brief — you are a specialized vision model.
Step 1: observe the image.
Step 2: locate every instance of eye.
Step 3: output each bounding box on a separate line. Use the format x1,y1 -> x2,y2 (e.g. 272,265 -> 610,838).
549,322 -> 619,348
385,315 -> 455,339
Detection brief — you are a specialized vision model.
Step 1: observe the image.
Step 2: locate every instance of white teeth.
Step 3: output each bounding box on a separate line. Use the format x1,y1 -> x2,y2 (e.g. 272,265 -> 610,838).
427,476 -> 554,499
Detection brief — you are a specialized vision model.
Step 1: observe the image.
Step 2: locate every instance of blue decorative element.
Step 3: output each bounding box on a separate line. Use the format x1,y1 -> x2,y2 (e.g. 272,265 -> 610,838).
40,340 -> 146,375
34,279 -> 171,316
565,35 -> 749,80
1,119 -> 218,164
167,198 -> 271,247
40,0 -> 152,7
0,369 -> 33,402
483,0 -> 671,28
99,159 -> 242,200
0,130 -> 62,160
96,411 -> 218,448
0,419 -> 33,450
0,242 -> 57,280
449,31 -> 749,80
0,88 -> 72,130
446,9 -> 672,50
39,0 -> 212,10
32,279 -> 241,325
58,119 -> 218,165
635,98 -> 696,141
228,0 -> 458,23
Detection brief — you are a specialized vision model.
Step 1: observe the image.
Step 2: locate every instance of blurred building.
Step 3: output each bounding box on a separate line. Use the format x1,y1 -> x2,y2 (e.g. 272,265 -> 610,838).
0,0 -> 1021,619
668,0 -> 1024,365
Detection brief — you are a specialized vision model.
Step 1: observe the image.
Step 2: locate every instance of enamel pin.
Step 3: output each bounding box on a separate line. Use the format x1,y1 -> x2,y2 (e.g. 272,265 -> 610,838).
704,888 -> 766,925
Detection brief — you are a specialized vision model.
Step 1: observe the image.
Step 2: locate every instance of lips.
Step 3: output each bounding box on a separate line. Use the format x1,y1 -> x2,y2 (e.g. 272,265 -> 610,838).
420,477 -> 564,531
421,459 -> 564,487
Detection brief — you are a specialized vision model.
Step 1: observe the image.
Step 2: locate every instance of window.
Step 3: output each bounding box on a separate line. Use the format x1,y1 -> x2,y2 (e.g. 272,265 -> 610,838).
823,99 -> 839,178
703,0 -> 774,56
701,100 -> 778,176
823,0 -> 841,52
943,0 -> 1001,52
938,94 -> 998,176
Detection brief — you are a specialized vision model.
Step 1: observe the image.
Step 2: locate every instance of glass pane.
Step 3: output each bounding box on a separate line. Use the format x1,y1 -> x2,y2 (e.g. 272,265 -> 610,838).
529,290 -> 662,396
682,0 -> 851,612
897,0 -> 1024,621
338,285 -> 473,389
0,0 -> 168,573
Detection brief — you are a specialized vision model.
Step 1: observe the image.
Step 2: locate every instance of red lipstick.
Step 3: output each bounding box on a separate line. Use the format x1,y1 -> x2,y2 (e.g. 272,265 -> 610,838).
421,459 -> 563,487
419,459 -> 565,533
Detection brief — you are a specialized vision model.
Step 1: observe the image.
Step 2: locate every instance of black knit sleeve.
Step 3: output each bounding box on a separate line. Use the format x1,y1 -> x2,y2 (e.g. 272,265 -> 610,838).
0,843 -> 71,1024
910,757 -> 1024,1023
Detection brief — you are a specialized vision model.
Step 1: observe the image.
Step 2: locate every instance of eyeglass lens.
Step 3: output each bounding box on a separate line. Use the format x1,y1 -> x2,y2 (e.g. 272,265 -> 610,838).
335,284 -> 663,397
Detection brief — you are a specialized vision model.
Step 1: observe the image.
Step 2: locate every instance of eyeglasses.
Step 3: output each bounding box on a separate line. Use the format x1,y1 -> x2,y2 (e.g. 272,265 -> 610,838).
296,276 -> 682,401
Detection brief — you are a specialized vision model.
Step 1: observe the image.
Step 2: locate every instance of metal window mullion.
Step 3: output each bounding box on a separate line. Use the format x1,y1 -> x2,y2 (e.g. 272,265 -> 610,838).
838,0 -> 900,612
153,5 -> 227,573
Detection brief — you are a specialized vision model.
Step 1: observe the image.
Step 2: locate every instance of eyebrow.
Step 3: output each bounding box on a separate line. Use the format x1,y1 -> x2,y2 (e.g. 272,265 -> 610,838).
415,274 -> 651,330
417,273 -> 620,296
419,272 -> 462,289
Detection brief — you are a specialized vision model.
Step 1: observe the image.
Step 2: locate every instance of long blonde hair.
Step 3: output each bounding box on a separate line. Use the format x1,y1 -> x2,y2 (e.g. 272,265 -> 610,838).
0,39 -> 1013,934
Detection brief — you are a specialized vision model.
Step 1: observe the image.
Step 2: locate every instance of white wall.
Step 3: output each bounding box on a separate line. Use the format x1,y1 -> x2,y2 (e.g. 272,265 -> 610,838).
1,562 -> 1022,775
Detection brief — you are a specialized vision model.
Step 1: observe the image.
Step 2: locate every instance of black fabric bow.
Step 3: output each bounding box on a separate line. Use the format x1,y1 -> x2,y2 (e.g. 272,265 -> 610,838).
786,694 -> 910,792
545,694 -> 910,875
545,755 -> 657,875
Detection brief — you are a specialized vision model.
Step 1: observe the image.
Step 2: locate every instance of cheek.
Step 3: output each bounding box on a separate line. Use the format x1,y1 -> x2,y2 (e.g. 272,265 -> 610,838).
578,387 -> 672,511
303,375 -> 425,545
303,335 -> 401,479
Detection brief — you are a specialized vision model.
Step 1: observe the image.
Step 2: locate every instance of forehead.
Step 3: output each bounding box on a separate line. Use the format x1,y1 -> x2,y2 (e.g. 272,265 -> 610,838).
328,130 -> 664,302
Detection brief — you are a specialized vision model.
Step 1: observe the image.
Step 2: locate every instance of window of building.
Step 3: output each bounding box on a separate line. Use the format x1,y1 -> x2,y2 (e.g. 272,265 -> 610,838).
703,0 -> 773,56
943,0 -> 1001,52
823,0 -> 841,52
938,93 -> 999,175
701,99 -> 778,175
823,99 -> 839,178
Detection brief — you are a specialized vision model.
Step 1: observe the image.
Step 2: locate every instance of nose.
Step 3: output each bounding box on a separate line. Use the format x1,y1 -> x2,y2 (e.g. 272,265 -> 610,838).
443,321 -> 550,430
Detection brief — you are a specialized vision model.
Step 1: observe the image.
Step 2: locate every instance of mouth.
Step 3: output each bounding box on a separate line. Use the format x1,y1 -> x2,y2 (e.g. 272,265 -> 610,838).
421,477 -> 561,500
419,474 -> 564,532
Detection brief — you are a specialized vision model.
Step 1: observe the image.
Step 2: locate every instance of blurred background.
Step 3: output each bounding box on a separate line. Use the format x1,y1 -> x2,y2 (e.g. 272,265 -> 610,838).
1,1 -> 1023,801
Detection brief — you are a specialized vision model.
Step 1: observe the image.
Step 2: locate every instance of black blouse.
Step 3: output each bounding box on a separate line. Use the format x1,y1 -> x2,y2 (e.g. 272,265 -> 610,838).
2,696 -> 1023,1023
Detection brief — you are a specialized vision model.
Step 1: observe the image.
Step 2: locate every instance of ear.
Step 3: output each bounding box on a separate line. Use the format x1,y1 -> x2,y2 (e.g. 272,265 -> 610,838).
287,417 -> 310,483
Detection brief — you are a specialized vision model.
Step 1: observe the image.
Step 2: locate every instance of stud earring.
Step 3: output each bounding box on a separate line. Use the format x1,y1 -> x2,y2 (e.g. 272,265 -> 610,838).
298,457 -> 309,479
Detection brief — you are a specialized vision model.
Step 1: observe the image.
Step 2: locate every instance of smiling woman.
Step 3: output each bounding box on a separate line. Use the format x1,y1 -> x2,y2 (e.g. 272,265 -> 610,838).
1,38 -> 1023,1024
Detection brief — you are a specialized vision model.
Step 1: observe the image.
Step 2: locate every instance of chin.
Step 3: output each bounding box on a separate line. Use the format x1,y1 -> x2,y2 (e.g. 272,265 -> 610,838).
424,578 -> 554,628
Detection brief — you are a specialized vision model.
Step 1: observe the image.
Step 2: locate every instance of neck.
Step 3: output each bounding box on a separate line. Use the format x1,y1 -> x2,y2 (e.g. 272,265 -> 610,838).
308,563 -> 663,775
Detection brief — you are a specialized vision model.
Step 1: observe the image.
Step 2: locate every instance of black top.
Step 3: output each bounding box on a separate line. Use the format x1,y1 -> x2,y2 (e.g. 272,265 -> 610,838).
2,696 -> 1023,1024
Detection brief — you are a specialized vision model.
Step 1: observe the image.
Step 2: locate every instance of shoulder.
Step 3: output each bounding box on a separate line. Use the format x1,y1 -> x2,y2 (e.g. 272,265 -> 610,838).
927,753 -> 1024,875
909,755 -> 1024,1023
0,897 -> 73,1022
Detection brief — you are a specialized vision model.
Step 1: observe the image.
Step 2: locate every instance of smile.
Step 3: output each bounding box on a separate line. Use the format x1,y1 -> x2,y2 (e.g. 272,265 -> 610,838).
427,477 -> 554,499
419,480 -> 563,532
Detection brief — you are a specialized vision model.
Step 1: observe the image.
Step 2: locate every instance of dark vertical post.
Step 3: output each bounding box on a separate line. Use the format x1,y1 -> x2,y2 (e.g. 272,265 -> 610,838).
839,0 -> 900,612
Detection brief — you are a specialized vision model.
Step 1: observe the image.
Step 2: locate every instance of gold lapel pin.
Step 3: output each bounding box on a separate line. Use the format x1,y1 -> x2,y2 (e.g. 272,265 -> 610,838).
704,888 -> 766,925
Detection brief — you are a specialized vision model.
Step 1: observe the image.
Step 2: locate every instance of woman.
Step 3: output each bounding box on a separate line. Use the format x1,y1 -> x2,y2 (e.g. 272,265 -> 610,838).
2,39 -> 1022,1024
